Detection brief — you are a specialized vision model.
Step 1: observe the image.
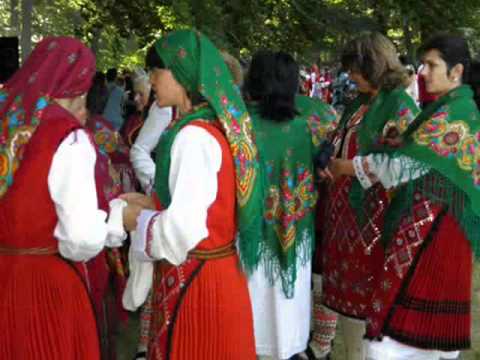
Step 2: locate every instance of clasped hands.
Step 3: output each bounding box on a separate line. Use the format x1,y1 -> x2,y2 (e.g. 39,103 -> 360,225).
317,158 -> 354,182
120,193 -> 156,232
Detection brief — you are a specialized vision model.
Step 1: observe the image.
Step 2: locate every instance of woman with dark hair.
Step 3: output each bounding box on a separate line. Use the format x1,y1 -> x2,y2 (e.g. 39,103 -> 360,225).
88,71 -> 109,115
123,73 -> 137,121
317,32 -> 419,359
120,29 -> 258,360
244,50 -> 337,359
334,33 -> 480,360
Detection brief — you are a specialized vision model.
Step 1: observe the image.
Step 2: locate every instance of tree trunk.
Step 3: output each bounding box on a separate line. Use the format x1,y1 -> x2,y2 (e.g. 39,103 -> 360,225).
402,13 -> 415,63
90,27 -> 102,56
10,0 -> 20,36
20,0 -> 33,62
370,0 -> 389,35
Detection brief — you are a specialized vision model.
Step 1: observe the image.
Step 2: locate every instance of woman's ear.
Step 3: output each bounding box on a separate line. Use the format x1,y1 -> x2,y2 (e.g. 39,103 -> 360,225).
450,63 -> 464,83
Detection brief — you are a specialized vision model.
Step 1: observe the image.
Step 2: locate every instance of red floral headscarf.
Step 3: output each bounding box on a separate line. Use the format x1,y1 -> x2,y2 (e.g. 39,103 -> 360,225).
0,36 -> 96,197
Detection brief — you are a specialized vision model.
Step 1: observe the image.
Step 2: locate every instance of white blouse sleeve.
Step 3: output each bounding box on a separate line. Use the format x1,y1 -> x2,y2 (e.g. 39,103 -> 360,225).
130,125 -> 222,266
48,129 -> 127,262
353,153 -> 430,190
130,104 -> 173,194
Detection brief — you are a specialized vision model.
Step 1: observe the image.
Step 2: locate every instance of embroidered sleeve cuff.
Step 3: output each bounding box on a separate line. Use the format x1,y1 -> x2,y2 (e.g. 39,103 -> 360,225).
353,156 -> 373,189
131,209 -> 158,262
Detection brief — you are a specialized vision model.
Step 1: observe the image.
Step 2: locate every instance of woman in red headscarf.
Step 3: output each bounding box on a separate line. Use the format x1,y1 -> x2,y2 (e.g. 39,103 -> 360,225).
0,37 -> 132,359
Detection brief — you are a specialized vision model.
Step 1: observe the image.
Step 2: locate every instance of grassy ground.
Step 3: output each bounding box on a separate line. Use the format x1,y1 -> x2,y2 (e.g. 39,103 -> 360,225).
458,262 -> 480,359
116,312 -> 140,360
116,266 -> 480,359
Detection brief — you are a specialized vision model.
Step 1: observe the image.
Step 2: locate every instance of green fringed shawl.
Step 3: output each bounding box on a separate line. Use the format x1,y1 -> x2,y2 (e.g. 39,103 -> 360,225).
246,96 -> 337,297
343,88 -> 419,214
357,85 -> 480,257
295,95 -> 340,147
355,88 -> 420,156
151,30 -> 265,270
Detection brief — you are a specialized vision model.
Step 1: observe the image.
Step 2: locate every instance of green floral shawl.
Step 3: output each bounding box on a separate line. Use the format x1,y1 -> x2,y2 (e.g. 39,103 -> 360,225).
247,95 -> 337,297
152,30 -> 264,268
370,85 -> 480,256
346,88 -> 420,233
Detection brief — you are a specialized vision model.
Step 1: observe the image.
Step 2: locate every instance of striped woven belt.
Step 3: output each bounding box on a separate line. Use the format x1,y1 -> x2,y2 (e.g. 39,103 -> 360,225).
189,242 -> 236,260
0,246 -> 58,255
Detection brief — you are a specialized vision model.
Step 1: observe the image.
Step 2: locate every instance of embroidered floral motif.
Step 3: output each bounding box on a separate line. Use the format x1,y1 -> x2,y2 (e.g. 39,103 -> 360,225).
414,109 -> 449,145
397,105 -> 416,132
79,67 -> 89,77
457,134 -> 477,172
0,152 -> 8,177
93,120 -> 129,156
47,41 -> 58,50
222,109 -> 257,206
67,52 -> 78,64
307,108 -> 338,147
264,160 -> 317,250
382,121 -> 401,139
414,106 -> 480,187
381,105 -> 416,143
0,93 -> 49,198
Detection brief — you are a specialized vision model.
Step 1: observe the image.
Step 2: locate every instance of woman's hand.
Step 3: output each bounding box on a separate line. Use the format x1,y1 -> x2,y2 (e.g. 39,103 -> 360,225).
317,167 -> 335,181
331,159 -> 355,180
120,192 -> 156,210
318,159 -> 355,182
328,159 -> 345,181
317,156 -> 335,181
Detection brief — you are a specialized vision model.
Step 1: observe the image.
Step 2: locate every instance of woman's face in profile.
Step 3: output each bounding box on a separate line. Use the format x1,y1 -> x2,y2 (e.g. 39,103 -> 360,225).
70,94 -> 88,125
133,83 -> 150,112
57,94 -> 88,125
150,68 -> 186,108
420,49 -> 462,97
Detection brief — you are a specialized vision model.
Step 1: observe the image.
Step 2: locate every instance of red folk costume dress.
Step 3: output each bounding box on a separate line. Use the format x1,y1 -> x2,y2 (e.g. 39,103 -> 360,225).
321,89 -> 418,320
354,85 -> 480,358
122,30 -> 260,360
0,37 -> 127,360
124,120 -> 256,360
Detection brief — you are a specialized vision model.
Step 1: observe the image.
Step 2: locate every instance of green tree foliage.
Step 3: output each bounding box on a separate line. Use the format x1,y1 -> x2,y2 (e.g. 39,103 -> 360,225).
1,0 -> 480,70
